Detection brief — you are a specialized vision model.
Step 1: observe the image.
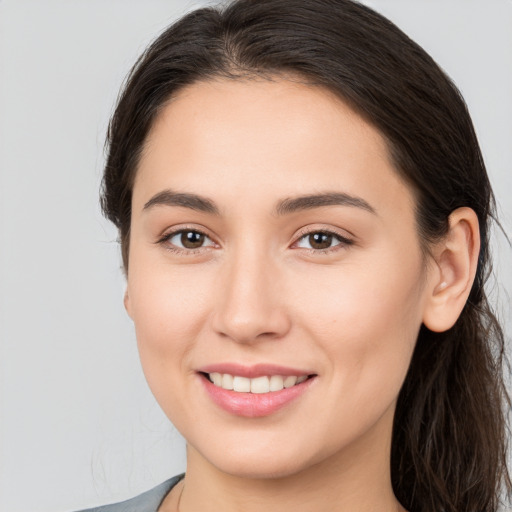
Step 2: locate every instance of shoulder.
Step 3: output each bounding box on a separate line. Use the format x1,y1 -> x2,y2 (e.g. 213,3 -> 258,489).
75,474 -> 185,512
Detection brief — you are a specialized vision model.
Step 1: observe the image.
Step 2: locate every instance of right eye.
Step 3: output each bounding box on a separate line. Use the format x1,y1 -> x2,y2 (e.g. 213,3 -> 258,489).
161,229 -> 216,251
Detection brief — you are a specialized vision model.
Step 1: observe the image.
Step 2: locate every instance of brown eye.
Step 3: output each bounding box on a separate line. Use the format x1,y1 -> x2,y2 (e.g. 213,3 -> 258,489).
295,230 -> 352,252
165,229 -> 215,250
308,232 -> 333,250
180,231 -> 205,248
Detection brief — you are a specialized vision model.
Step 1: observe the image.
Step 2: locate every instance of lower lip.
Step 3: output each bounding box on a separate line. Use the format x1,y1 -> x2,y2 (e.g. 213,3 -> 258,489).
200,374 -> 316,418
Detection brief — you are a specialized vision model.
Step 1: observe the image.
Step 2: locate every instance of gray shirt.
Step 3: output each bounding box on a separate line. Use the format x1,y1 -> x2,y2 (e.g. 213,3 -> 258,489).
75,474 -> 184,512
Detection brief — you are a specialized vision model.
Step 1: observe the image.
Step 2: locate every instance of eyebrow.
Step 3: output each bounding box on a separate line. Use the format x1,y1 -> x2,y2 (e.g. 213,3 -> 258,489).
143,189 -> 376,216
143,190 -> 220,215
275,192 -> 376,216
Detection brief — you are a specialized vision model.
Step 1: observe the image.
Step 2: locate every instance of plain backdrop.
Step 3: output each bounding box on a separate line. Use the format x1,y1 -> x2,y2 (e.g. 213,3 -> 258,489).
0,1 -> 511,511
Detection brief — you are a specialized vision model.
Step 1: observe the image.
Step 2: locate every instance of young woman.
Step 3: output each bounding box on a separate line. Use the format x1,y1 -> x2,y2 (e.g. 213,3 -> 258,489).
79,0 -> 511,510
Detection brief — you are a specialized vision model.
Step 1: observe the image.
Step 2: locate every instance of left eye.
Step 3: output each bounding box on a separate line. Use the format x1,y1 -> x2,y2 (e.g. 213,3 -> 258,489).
295,231 -> 349,251
167,230 -> 215,250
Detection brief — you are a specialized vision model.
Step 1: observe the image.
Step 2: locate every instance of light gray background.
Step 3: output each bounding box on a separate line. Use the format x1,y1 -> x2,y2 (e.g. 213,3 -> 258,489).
0,1 -> 511,511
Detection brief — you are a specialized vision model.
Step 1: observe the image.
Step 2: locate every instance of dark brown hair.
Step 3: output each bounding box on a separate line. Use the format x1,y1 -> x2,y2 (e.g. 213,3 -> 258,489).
101,1 -> 511,510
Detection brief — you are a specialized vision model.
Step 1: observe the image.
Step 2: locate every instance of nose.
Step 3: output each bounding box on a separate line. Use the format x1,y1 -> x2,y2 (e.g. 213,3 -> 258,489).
211,248 -> 291,344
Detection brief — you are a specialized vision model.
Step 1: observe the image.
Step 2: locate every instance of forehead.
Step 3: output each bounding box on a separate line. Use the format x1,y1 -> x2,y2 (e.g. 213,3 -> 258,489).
134,78 -> 415,220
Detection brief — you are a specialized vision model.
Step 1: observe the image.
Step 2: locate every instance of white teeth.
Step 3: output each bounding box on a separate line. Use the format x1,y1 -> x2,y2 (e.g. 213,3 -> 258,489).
250,376 -> 270,394
208,373 -> 309,393
221,373 -> 234,390
211,372 -> 222,386
233,376 -> 251,392
269,375 -> 284,391
283,376 -> 298,388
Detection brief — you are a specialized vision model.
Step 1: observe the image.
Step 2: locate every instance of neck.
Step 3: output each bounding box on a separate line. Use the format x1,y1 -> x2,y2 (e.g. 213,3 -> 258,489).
176,407 -> 403,512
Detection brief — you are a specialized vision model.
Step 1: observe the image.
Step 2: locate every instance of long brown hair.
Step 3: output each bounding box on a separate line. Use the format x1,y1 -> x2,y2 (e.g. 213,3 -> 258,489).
100,1 -> 511,510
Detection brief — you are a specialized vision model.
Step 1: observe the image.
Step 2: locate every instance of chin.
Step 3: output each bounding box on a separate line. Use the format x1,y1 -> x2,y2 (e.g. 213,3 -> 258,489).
188,433 -> 329,481
208,454 -> 313,480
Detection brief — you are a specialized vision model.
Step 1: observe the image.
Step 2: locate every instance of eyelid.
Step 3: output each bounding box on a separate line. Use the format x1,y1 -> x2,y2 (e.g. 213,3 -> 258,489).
156,224 -> 218,253
291,226 -> 355,252
155,224 -> 355,254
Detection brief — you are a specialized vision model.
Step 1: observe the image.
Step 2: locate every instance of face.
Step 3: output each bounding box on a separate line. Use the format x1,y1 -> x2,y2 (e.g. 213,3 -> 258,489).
125,78 -> 433,479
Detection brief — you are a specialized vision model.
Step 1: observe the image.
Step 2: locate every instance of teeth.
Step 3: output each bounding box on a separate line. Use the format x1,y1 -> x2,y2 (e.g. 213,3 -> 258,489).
211,372 -> 222,386
221,373 -> 234,390
269,375 -> 284,391
233,376 -> 251,392
251,376 -> 270,394
208,373 -> 309,393
283,376 -> 298,388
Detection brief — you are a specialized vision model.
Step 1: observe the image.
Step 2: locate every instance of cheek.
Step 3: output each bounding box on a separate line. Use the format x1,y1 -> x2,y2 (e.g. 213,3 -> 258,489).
296,252 -> 423,330
127,259 -> 215,393
293,251 -> 424,395
130,253 -> 212,331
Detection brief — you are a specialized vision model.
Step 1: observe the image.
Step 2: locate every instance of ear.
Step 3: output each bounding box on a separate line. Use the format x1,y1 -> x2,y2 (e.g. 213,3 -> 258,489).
124,288 -> 133,319
422,207 -> 480,332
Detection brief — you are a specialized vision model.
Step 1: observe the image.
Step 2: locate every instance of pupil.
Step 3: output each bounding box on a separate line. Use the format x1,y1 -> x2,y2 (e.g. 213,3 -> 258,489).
310,232 -> 332,249
181,231 -> 205,249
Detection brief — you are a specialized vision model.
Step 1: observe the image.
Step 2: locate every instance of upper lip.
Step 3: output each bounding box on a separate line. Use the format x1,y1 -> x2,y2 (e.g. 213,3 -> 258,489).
197,363 -> 315,379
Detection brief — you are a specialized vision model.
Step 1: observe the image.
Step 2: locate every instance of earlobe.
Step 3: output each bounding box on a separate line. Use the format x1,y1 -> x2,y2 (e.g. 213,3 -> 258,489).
422,207 -> 480,333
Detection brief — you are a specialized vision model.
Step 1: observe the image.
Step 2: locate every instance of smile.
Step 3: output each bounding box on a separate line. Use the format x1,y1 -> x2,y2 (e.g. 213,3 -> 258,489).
207,373 -> 309,393
198,366 -> 317,417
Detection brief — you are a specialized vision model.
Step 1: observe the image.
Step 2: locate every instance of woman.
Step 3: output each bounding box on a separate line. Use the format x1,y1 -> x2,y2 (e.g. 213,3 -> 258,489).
79,0 -> 511,510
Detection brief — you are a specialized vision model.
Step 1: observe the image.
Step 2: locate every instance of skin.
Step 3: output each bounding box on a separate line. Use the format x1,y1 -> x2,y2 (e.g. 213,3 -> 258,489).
124,78 -> 480,512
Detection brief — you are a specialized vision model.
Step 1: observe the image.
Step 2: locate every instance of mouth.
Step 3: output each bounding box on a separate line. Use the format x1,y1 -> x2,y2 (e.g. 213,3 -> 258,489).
201,372 -> 313,394
197,366 -> 317,417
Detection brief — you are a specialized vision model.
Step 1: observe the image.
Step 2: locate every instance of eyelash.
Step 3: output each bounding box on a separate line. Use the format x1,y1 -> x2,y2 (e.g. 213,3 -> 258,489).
293,228 -> 354,254
156,226 -> 216,256
156,227 -> 354,255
